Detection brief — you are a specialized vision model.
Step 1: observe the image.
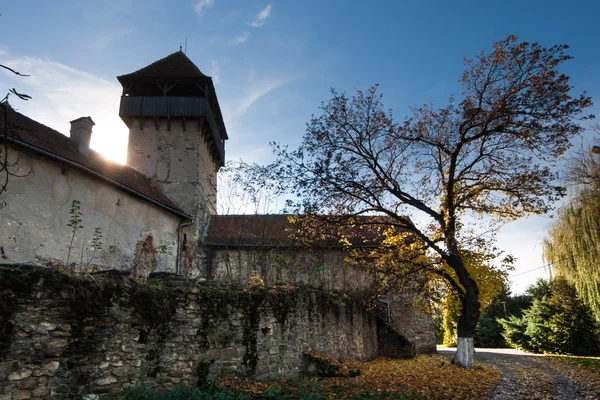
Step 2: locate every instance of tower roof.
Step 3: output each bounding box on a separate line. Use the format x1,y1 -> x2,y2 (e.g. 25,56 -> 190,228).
117,51 -> 209,84
117,50 -> 229,152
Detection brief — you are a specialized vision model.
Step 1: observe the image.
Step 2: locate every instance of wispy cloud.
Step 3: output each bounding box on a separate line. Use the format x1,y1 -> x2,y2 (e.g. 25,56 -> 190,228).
193,0 -> 215,16
90,28 -> 133,52
249,4 -> 272,27
210,60 -> 221,85
223,74 -> 288,129
235,79 -> 282,116
230,31 -> 250,46
0,52 -> 128,163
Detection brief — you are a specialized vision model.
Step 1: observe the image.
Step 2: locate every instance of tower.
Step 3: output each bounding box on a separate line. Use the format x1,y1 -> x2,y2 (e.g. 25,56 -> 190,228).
118,51 -> 227,225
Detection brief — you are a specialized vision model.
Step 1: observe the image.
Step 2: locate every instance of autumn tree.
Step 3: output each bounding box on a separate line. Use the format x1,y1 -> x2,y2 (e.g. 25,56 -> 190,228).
249,36 -> 592,367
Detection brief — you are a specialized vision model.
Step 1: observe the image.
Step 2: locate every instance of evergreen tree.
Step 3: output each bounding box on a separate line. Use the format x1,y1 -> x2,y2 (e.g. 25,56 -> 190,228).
500,278 -> 600,355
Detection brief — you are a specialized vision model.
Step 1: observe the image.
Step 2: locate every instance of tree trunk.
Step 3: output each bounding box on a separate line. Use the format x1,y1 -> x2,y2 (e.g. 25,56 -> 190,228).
447,254 -> 481,368
455,337 -> 474,368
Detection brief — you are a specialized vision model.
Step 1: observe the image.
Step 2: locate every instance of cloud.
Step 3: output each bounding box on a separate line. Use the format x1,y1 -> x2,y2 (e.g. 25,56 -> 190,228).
222,75 -> 289,133
230,32 -> 250,46
210,60 -> 221,85
234,79 -> 282,116
90,28 -> 133,52
249,4 -> 271,27
0,52 -> 129,163
193,0 -> 215,16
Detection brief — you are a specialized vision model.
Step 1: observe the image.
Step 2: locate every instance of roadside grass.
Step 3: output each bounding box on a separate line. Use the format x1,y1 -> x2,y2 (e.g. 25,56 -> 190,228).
543,354 -> 600,395
108,355 -> 500,400
546,354 -> 600,371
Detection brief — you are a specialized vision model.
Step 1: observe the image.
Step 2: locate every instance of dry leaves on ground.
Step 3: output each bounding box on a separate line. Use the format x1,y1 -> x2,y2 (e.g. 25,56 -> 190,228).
219,355 -> 501,399
545,355 -> 600,398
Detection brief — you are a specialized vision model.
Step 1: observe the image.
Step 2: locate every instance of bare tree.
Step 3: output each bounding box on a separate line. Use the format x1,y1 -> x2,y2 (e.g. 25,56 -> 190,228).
0,63 -> 31,201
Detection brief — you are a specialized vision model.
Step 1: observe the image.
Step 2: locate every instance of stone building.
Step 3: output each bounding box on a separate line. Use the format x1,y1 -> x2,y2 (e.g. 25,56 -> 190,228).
0,51 -> 435,355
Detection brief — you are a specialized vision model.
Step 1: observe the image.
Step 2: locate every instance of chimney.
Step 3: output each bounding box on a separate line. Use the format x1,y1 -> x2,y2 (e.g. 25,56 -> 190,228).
70,117 -> 95,156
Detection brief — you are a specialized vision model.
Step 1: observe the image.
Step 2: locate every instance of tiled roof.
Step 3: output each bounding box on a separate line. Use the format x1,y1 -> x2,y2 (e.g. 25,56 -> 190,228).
117,51 -> 209,83
206,214 -> 407,247
1,106 -> 189,218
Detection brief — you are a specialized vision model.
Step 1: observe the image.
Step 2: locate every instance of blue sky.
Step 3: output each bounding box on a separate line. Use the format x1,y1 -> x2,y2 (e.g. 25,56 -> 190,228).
1,0 -> 599,293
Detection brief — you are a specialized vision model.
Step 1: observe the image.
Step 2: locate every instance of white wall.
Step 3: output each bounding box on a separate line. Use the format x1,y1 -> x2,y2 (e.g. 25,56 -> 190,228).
0,146 -> 181,272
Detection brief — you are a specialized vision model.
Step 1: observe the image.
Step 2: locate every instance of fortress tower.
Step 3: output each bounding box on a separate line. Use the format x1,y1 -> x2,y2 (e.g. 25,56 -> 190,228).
118,51 -> 227,227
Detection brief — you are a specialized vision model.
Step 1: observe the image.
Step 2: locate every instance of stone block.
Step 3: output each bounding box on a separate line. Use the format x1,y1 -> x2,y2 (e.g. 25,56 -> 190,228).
94,383 -> 121,394
95,376 -> 117,386
49,330 -> 71,337
32,388 -> 50,398
8,369 -> 32,381
11,391 -> 31,400
39,322 -> 57,331
120,341 -> 141,353
40,361 -> 60,376
17,378 -> 38,390
47,338 -> 68,348
268,347 -> 280,355
113,367 -> 131,378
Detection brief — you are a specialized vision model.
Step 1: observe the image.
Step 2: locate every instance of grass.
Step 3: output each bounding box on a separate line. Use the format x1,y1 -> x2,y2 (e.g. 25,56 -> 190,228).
546,354 -> 600,371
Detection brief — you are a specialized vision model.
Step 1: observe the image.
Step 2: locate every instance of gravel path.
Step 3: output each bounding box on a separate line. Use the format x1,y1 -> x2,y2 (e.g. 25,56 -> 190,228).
438,348 -> 600,399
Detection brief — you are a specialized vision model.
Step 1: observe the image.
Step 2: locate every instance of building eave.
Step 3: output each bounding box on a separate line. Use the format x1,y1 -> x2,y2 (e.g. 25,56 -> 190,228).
6,137 -> 192,221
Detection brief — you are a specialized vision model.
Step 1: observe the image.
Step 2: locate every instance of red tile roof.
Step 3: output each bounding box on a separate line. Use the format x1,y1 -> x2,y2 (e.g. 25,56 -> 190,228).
1,106 -> 189,218
206,214 -> 408,247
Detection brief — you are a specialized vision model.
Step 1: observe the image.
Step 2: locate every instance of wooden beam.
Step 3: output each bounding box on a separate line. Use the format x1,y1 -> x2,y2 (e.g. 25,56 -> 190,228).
165,83 -> 176,95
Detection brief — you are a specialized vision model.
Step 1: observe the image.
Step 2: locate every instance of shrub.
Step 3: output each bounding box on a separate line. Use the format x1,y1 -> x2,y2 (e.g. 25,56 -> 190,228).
500,278 -> 600,355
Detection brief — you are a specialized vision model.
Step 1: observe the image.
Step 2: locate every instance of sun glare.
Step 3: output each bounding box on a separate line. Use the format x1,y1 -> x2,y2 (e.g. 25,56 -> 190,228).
89,120 -> 128,164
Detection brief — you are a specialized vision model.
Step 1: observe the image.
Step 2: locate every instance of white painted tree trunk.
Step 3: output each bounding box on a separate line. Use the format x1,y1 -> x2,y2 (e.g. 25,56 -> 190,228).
454,337 -> 474,368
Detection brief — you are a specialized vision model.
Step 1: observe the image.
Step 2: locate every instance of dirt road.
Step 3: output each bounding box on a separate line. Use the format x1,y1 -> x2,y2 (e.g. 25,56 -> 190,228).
438,348 -> 600,399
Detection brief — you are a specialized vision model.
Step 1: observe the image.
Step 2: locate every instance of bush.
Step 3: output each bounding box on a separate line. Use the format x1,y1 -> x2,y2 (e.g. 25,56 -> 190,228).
499,278 -> 600,355
498,315 -> 529,350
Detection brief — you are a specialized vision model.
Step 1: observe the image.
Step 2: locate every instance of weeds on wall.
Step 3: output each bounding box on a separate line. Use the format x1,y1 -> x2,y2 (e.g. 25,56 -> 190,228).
62,200 -> 175,276
64,199 -> 108,273
85,227 -> 103,269
66,199 -> 83,266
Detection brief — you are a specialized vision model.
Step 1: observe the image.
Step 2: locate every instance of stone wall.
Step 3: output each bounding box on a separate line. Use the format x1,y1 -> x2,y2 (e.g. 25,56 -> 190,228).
0,265 -> 384,399
126,118 -> 218,218
206,247 -> 373,290
206,246 -> 437,354
0,147 -> 181,272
